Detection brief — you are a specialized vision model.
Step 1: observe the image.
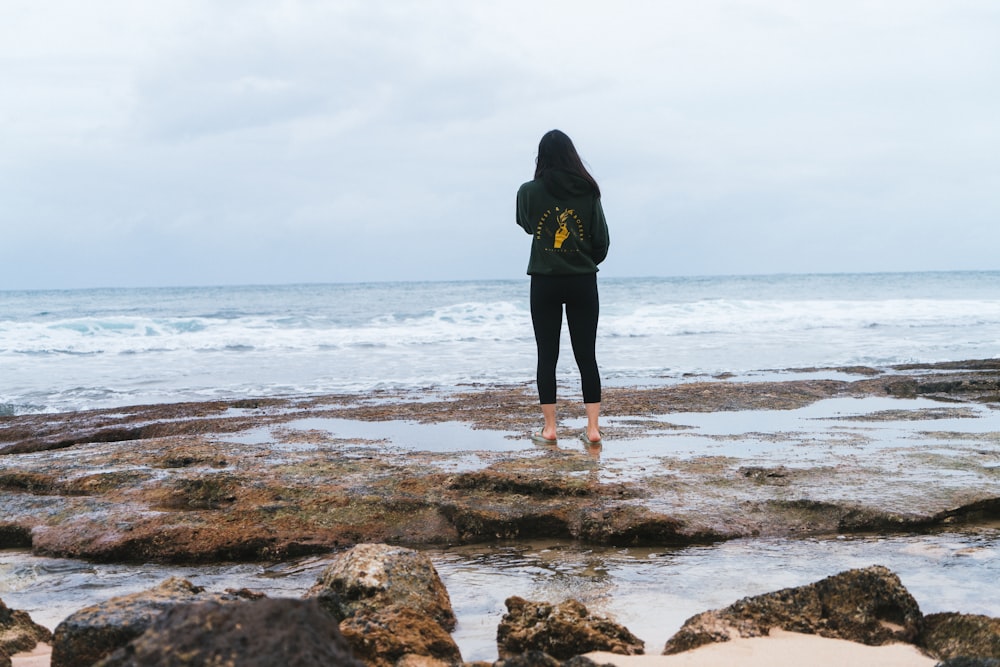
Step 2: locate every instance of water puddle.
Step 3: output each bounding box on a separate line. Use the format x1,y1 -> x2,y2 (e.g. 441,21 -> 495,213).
218,396 -> 1000,486
3,529 -> 998,663
657,396 -> 994,439
586,396 -> 1000,480
225,418 -> 528,454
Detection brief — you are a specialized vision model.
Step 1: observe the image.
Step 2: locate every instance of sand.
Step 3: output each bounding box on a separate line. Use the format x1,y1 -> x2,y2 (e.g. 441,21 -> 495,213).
588,630 -> 937,667
12,632 -> 938,667
10,643 -> 51,667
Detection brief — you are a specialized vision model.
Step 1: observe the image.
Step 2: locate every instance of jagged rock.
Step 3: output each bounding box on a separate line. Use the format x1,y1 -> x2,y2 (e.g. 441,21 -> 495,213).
445,472 -> 597,497
838,507 -> 931,532
306,543 -> 456,631
93,598 -> 362,667
0,596 -> 52,664
305,543 -> 461,666
922,613 -> 1000,662
339,606 -> 462,667
574,506 -> 690,545
662,565 -> 923,654
50,577 -> 261,667
496,596 -> 644,660
0,525 -> 32,549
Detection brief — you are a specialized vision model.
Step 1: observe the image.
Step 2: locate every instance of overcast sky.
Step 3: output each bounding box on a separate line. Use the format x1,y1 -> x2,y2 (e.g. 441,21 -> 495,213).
2,0 -> 998,290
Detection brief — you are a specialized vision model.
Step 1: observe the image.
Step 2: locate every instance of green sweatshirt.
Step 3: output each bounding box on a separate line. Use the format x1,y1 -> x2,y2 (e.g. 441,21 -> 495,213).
516,170 -> 609,276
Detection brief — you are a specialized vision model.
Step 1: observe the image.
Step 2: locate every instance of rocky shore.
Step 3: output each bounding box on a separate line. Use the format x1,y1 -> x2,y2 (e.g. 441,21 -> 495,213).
2,359 -> 999,664
3,544 -> 999,666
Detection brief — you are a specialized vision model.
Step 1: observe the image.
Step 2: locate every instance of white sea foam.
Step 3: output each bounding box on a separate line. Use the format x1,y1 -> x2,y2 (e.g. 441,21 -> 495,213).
0,302 -> 531,358
2,273 -> 999,413
605,298 -> 1000,338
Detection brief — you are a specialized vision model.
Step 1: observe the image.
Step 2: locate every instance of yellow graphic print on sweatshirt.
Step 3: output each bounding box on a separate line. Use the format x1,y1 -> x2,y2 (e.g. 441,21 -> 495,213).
553,209 -> 574,248
535,207 -> 585,252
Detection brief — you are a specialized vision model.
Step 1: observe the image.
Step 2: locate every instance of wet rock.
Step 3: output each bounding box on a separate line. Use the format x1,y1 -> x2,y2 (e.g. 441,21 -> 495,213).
0,399 -> 271,455
880,368 -> 1000,401
150,474 -> 243,510
606,378 -> 849,413
306,543 -> 456,630
885,380 -> 921,398
496,596 -> 644,660
0,525 -> 31,549
662,565 -> 923,654
62,471 -> 153,495
29,514 -> 324,564
440,503 -> 572,542
573,506 -> 701,546
921,612 -> 1000,662
745,499 -> 845,536
838,499 -> 1000,534
739,466 -> 790,485
306,543 -> 461,666
50,577 -> 261,667
934,499 -> 1000,526
93,597 -> 362,667
0,472 -> 56,494
894,359 -> 1000,372
5,367 -> 1000,564
838,507 -> 932,532
0,596 -> 52,661
446,471 -> 597,497
339,606 -> 462,667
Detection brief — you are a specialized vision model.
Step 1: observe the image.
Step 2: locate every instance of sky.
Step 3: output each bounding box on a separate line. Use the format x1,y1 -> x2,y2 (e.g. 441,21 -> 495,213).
1,0 -> 998,290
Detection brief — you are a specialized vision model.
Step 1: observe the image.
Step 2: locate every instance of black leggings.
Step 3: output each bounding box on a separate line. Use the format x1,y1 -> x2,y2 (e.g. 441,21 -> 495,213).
530,273 -> 601,405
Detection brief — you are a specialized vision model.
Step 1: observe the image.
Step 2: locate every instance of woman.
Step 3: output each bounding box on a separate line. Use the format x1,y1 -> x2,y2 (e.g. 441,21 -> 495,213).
516,129 -> 610,446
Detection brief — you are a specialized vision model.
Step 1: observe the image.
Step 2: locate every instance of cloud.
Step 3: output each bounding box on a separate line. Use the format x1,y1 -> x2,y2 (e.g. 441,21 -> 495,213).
1,0 -> 999,289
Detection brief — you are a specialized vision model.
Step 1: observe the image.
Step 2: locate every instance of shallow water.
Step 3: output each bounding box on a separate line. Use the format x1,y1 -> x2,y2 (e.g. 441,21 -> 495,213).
433,531 -> 1000,660
3,530 -> 999,662
222,394 -> 999,456
218,394 -> 1000,489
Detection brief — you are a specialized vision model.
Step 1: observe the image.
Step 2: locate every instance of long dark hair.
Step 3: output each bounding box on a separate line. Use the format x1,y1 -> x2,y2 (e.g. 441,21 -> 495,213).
533,129 -> 600,196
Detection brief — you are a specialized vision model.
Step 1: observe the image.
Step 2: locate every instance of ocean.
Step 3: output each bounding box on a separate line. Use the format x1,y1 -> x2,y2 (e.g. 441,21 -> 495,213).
2,270 -> 1000,415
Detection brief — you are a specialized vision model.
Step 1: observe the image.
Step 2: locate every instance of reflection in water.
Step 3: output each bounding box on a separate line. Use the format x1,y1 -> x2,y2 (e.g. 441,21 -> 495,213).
531,436 -> 603,462
2,530 -> 998,663
429,530 -> 1000,661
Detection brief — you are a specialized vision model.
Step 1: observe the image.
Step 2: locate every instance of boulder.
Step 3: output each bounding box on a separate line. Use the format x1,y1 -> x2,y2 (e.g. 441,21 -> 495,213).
663,565 -> 923,654
305,543 -> 462,666
50,577 -> 260,667
496,596 -> 644,660
339,606 -> 462,667
0,596 -> 52,664
306,543 -> 456,630
93,597 -> 362,667
921,612 -> 1000,662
